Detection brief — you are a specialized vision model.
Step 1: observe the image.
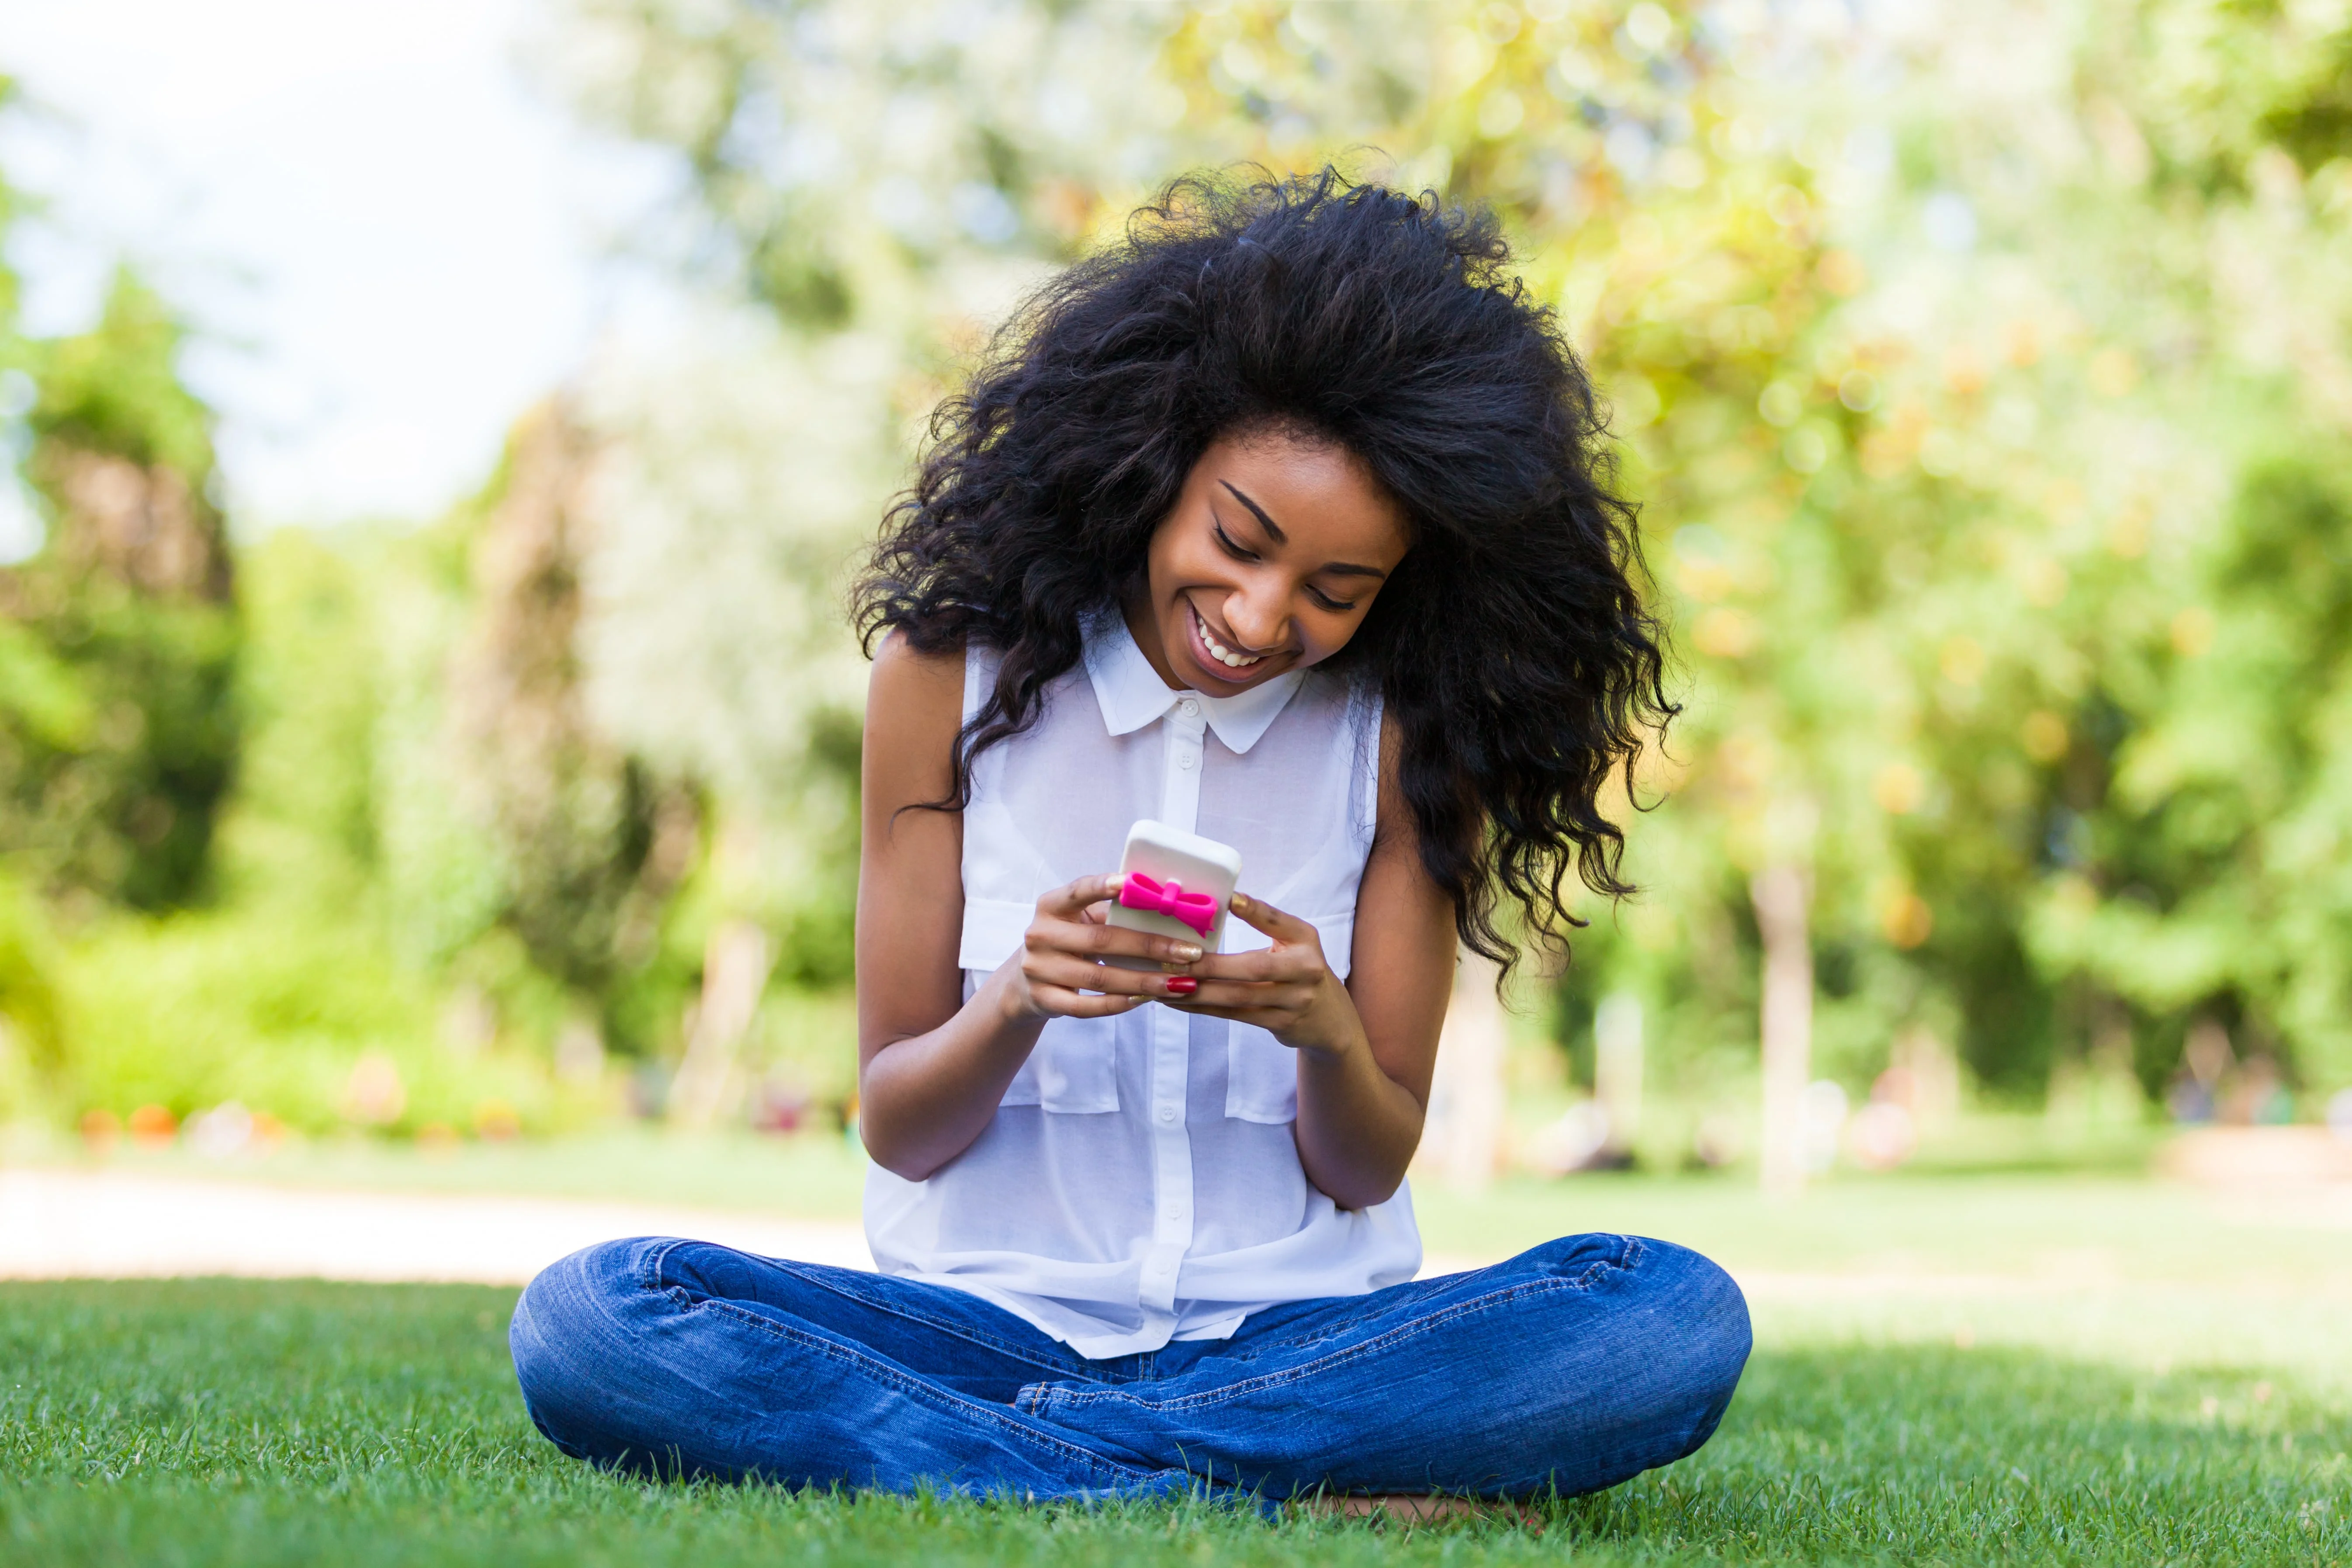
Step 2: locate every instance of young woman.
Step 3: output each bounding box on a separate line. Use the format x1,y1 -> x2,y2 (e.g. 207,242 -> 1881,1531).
511,170 -> 1749,1507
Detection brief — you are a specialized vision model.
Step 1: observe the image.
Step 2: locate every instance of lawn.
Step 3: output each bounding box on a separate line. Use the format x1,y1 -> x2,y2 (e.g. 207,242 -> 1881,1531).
5,1168 -> 2350,1565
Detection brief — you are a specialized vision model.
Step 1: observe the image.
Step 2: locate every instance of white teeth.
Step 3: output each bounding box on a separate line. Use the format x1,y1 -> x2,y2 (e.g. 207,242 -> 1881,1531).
1193,606 -> 1262,670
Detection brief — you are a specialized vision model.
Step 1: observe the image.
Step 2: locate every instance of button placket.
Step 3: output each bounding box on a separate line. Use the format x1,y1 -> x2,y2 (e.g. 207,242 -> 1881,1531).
1141,701 -> 1203,1321
1157,708 -> 1205,834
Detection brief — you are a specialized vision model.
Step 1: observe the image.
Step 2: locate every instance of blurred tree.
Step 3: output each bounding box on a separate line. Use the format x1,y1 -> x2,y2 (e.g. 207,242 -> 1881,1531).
443,402 -> 703,1052
0,270 -> 240,913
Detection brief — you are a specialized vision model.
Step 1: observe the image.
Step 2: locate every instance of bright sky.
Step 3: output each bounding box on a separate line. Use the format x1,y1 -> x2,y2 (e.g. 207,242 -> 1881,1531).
2,0 -> 677,537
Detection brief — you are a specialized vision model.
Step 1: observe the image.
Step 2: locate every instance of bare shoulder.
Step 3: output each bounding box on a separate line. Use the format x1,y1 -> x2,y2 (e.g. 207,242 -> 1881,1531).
868,630 -> 964,738
864,630 -> 965,802
869,629 -> 964,710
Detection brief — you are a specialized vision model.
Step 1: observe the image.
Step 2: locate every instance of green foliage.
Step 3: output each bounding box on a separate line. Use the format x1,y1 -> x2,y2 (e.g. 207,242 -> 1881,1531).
55,913 -> 549,1135
1,271 -> 240,912
0,587 -> 241,908
27,269 -> 216,480
218,526 -> 384,905
0,619 -> 91,752
0,872 -> 63,1109
2035,447 -> 2352,1090
20,518 -> 614,1134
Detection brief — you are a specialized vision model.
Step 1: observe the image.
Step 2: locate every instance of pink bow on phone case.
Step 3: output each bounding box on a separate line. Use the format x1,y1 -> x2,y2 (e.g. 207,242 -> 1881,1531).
1116,872 -> 1218,937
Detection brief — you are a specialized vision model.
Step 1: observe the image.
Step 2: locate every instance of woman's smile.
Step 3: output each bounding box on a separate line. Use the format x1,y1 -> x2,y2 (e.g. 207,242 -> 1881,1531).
1185,598 -> 1275,682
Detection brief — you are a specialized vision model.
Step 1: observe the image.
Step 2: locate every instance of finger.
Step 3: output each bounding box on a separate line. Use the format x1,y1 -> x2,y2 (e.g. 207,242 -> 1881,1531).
1036,874 -> 1124,920
1025,953 -> 1193,997
1228,890 -> 1320,946
1031,916 -> 1204,967
1187,948 -> 1313,984
1169,978 -> 1318,1012
1029,984 -> 1150,1018
1165,1000 -> 1302,1029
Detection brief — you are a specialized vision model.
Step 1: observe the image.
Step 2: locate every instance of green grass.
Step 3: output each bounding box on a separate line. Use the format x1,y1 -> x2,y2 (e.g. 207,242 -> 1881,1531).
8,1149 -> 2352,1563
6,1254 -> 2350,1564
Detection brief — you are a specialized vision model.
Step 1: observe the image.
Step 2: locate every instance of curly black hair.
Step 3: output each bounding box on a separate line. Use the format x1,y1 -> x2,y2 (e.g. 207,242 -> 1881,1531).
856,167 -> 1673,975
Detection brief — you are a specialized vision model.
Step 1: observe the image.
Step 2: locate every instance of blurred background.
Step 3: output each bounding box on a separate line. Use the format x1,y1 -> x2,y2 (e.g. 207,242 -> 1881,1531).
4,0 -> 2352,1205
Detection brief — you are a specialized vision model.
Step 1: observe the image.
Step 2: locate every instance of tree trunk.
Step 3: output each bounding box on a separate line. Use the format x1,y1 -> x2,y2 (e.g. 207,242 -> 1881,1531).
1750,865 -> 1813,1196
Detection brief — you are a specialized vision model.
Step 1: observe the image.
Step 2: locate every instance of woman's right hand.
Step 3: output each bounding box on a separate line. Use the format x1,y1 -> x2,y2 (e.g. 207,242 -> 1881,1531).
998,874 -> 1205,1021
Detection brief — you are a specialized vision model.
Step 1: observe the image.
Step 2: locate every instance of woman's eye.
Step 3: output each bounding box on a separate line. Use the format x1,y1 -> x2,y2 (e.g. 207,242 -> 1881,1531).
1308,586 -> 1358,613
1213,524 -> 1257,561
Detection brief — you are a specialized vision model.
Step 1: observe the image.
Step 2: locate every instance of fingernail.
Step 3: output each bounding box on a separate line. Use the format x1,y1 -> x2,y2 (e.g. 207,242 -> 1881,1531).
1172,943 -> 1202,962
1165,976 -> 1198,996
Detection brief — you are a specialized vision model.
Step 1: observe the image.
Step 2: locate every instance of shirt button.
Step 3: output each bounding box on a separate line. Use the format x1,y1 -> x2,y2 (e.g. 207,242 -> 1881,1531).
1178,751 -> 1196,770
1157,1105 -> 1176,1122
1177,699 -> 1199,717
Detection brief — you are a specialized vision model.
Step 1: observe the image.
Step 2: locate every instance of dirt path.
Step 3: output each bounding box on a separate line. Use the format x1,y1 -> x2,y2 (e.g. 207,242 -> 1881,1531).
22,1166 -> 2335,1308
3,1167 -> 1540,1287
1,1167 -> 875,1284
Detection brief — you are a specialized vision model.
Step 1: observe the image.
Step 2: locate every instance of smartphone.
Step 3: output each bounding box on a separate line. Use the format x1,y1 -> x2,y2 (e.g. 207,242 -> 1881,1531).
1100,819 -> 1242,973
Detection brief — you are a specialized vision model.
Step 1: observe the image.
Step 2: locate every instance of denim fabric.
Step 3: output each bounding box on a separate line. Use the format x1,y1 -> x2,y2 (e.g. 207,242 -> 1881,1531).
509,1232 -> 1750,1504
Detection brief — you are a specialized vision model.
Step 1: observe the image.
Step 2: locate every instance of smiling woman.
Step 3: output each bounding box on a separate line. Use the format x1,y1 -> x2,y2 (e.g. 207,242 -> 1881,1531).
509,167 -> 1738,1513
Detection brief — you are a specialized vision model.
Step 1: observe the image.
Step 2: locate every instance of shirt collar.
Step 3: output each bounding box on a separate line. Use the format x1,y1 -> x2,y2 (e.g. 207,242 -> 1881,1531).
1081,609 -> 1306,755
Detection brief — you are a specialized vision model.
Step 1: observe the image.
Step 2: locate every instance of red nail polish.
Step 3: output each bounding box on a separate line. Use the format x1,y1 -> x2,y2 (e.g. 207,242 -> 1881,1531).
1165,976 -> 1198,996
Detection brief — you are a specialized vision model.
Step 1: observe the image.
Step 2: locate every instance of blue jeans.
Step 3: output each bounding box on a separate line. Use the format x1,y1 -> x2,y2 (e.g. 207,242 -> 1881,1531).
509,1232 -> 1749,1503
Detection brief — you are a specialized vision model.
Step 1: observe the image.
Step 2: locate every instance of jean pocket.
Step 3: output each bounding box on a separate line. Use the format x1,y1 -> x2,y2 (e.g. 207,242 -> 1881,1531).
1224,1021 -> 1297,1124
1001,1014 -> 1121,1114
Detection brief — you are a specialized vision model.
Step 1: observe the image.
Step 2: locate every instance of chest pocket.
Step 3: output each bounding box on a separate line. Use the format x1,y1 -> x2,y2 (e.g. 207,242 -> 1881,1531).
1000,1015 -> 1121,1114
960,893 -> 1119,1114
1217,908 -> 1353,1126
1224,1021 -> 1298,1124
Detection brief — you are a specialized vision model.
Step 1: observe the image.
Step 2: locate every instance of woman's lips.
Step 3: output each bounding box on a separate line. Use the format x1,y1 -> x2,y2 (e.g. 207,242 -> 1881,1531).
1187,600 -> 1270,681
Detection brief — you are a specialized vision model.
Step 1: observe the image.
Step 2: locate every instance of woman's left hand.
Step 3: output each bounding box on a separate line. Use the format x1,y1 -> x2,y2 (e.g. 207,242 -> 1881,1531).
1166,892 -> 1361,1056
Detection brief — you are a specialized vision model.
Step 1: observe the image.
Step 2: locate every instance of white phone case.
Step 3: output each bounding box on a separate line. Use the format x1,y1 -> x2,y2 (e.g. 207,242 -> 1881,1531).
1101,819 -> 1242,973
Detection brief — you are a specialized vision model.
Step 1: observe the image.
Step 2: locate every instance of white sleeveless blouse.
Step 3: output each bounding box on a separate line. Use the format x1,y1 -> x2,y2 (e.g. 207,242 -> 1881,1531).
863,613 -> 1424,1357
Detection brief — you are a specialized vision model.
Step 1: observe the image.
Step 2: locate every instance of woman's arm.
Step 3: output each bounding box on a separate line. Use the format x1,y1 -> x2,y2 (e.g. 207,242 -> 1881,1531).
855,634 -> 1204,1180
1171,714 -> 1458,1208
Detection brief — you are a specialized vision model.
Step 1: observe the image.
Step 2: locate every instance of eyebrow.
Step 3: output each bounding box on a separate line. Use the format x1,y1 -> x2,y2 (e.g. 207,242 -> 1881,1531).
1219,480 -> 1390,581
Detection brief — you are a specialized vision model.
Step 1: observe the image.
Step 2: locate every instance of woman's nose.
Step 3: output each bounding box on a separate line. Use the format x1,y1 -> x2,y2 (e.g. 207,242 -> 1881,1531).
1224,590 -> 1288,653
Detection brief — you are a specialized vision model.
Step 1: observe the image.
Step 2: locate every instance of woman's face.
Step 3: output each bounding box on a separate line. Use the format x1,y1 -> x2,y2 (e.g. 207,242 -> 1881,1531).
1126,430 -> 1412,696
